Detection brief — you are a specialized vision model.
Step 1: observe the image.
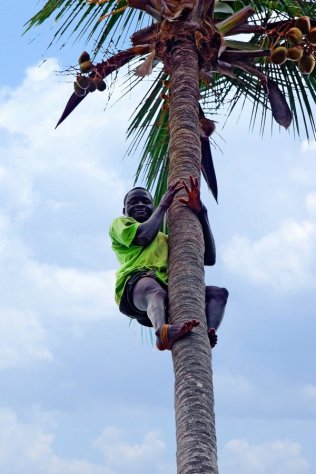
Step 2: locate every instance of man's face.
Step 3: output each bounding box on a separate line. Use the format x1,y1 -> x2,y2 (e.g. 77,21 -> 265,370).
124,188 -> 154,222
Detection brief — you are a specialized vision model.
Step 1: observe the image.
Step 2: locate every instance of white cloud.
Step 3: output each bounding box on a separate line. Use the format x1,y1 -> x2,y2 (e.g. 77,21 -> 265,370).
0,220 -> 116,318
25,261 -> 116,321
222,217 -> 316,291
94,427 -> 166,470
0,408 -> 170,474
0,59 -> 128,223
0,220 -> 117,368
0,308 -> 52,369
0,408 -> 114,474
0,59 -> 140,368
220,438 -> 310,474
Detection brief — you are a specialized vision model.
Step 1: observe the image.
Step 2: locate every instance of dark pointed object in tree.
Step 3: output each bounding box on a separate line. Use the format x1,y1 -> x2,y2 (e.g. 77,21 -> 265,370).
56,45 -> 150,128
264,79 -> 293,129
55,92 -> 87,129
199,104 -> 218,202
201,138 -> 218,202
233,61 -> 293,130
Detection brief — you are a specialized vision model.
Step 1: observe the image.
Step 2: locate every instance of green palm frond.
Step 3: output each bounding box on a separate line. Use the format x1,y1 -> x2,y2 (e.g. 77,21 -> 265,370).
25,0 -> 149,55
126,70 -> 169,203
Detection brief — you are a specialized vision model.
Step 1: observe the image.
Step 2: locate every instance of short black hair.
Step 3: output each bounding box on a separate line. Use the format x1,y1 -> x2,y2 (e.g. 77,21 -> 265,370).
123,187 -> 153,206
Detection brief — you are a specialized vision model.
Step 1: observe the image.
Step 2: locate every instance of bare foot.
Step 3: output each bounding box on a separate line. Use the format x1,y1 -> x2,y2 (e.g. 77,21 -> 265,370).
156,320 -> 200,351
208,328 -> 218,348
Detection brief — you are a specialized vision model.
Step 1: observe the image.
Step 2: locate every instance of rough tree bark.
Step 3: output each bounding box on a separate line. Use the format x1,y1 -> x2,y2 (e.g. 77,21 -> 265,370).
167,34 -> 218,474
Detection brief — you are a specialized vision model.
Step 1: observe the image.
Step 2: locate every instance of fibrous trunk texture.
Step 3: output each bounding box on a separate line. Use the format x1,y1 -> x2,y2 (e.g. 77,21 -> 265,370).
168,36 -> 218,474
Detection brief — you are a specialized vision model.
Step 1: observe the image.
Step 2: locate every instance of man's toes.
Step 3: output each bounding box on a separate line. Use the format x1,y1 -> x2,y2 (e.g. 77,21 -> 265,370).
156,321 -> 200,351
185,319 -> 200,331
208,328 -> 218,348
191,319 -> 200,328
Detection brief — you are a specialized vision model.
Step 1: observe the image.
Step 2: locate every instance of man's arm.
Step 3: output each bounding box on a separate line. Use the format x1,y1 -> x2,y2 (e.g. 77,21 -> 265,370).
133,181 -> 181,246
179,176 -> 216,266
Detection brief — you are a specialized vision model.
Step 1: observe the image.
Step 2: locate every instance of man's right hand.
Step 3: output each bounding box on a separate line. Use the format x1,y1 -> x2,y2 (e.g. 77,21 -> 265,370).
160,180 -> 182,210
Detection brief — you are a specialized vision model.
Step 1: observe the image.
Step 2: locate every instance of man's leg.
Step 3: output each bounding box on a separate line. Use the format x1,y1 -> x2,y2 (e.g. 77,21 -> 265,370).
132,277 -> 199,350
205,286 -> 229,347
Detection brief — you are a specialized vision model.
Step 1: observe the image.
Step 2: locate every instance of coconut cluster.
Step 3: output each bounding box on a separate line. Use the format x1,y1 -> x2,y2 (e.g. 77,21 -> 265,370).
270,16 -> 316,75
74,52 -> 107,97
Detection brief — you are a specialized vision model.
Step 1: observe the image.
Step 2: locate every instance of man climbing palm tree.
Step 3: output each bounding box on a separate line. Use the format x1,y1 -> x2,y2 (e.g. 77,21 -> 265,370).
110,176 -> 228,350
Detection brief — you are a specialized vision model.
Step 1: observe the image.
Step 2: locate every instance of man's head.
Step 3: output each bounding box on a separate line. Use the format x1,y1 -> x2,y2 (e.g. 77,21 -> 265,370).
123,187 -> 154,222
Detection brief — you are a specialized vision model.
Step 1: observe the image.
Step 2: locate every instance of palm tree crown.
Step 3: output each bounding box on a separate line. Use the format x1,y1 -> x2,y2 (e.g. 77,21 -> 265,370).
26,0 -> 316,202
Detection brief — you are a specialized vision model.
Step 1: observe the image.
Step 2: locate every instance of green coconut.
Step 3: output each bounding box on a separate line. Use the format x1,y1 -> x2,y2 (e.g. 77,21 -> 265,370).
78,51 -> 90,64
76,75 -> 90,89
271,46 -> 287,65
307,27 -> 316,46
295,16 -> 311,35
298,53 -> 316,74
286,27 -> 303,45
88,79 -> 97,93
286,46 -> 304,61
96,79 -> 107,92
80,60 -> 93,74
73,82 -> 86,97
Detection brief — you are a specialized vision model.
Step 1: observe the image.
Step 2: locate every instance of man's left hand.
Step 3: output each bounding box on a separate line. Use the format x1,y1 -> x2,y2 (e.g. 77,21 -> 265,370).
179,176 -> 203,213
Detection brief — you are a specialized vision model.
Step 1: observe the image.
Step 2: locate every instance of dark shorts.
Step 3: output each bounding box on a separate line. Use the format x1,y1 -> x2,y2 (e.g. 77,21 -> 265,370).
119,270 -> 167,328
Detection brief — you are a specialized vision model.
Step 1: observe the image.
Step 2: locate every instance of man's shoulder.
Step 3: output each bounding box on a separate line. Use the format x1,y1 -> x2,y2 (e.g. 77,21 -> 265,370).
111,215 -> 133,224
110,216 -> 136,230
109,216 -> 140,247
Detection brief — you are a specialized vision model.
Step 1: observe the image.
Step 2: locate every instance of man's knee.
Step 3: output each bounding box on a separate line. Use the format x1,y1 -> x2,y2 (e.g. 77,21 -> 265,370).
134,277 -> 167,302
132,277 -> 167,312
147,285 -> 168,303
205,286 -> 229,304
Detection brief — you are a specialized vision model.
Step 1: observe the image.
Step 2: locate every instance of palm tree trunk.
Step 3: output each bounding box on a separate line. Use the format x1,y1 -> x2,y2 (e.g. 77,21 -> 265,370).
168,36 -> 218,473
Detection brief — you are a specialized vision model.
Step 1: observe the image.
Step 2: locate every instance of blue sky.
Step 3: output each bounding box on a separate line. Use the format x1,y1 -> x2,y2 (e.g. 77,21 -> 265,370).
0,2 -> 315,473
